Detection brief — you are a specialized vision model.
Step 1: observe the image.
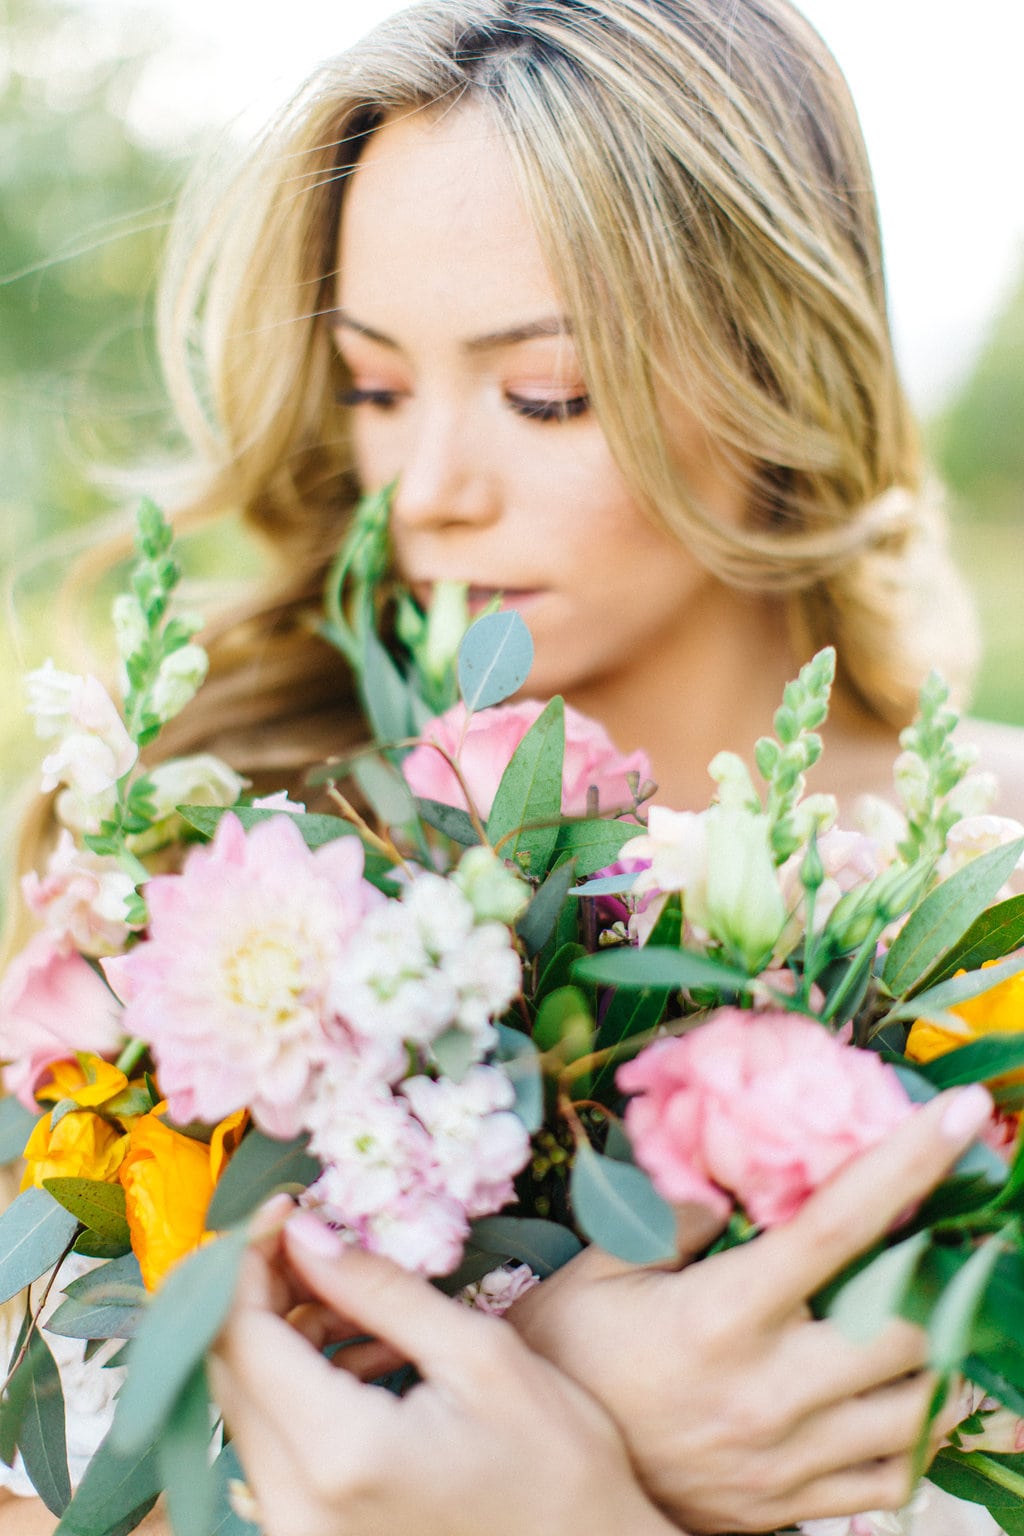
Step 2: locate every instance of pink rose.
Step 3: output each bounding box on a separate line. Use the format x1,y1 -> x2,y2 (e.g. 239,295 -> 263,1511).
0,933 -> 124,1109
619,1008 -> 914,1227
402,700 -> 651,820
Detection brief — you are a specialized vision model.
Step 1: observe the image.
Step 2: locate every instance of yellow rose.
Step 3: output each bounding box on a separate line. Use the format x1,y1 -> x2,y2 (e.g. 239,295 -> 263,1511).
20,1108 -> 128,1191
119,1105 -> 247,1291
35,1055 -> 130,1109
907,961 -> 1024,1088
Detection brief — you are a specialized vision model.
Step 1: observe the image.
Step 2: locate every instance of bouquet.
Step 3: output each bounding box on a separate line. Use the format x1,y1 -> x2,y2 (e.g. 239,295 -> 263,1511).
2,493 -> 1024,1536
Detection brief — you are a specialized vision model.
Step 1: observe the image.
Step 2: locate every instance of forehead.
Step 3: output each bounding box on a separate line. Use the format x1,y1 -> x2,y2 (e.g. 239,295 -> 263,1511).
335,104 -> 562,328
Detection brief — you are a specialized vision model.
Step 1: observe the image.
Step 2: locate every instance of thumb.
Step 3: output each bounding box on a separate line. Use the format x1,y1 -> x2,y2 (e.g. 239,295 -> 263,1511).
282,1212 -> 492,1381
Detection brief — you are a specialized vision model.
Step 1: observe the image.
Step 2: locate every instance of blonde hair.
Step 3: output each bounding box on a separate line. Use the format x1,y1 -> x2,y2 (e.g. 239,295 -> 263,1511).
149,0 -> 975,774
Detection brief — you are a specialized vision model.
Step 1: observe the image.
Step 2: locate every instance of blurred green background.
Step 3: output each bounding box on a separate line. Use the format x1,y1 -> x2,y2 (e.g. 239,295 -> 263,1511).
2,0 -> 1022,840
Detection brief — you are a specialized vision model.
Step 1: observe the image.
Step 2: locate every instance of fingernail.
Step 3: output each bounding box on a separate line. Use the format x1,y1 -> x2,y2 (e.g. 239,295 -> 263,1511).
940,1085 -> 993,1141
286,1211 -> 345,1258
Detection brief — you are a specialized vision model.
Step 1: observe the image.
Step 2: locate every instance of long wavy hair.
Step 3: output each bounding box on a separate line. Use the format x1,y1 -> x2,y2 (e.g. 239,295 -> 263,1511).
15,0 -> 978,884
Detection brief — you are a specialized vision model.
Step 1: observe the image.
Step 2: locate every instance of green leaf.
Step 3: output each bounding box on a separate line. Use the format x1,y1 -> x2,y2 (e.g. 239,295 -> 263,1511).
467,1215 -> 583,1277
883,838 -> 1024,996
210,1442 -> 261,1535
350,754 -> 417,827
921,894 -> 1024,988
110,1226 -> 249,1456
179,803 -> 356,849
495,1024 -> 543,1134
963,1355 -> 1024,1418
533,987 -> 594,1061
824,1231 -> 930,1345
573,946 -> 751,993
929,1231 -> 1014,1373
551,819 -> 637,877
571,1141 -> 676,1264
570,872 -> 638,897
886,950 -> 1024,1026
43,1178 -> 130,1244
929,1447 -> 1024,1515
516,858 -> 578,958
0,1188 -> 80,1305
54,1426 -> 161,1536
487,697 -> 565,877
206,1132 -> 320,1231
73,1230 -> 133,1260
431,1028 -> 480,1083
458,610 -> 535,713
159,1363 -> 217,1536
360,623 -> 415,742
0,1097 -> 41,1165
17,1328 -> 71,1515
914,1033 -> 1024,1089
47,1255 -> 146,1341
414,798 -> 481,845
537,941 -> 588,1002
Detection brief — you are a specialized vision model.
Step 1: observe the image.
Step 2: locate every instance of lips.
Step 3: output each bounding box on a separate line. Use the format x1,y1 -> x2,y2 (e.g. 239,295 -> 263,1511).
410,581 -> 542,613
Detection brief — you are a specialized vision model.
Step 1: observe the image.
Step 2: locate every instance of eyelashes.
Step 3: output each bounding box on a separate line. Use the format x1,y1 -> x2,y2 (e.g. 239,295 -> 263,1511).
336,386 -> 590,424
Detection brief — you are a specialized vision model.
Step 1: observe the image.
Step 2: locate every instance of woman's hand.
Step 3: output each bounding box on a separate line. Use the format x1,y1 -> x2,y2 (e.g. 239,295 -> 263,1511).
508,1084 -> 992,1534
211,1209 -> 679,1536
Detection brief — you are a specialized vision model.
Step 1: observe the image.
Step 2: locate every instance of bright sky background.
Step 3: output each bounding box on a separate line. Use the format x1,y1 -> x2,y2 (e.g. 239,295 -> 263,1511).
78,0 -> 1024,413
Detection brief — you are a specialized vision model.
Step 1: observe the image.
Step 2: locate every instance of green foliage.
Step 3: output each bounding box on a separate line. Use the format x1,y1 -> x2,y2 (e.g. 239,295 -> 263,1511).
487,696 -> 565,875
0,1187 -> 79,1305
751,646 -> 835,862
570,1141 -> 677,1264
458,609 -> 535,713
204,1131 -> 320,1231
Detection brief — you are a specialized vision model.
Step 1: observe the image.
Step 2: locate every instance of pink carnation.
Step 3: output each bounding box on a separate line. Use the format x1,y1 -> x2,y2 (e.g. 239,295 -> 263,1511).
619,1008 -> 914,1227
0,932 -> 123,1109
102,813 -> 383,1135
402,700 -> 650,819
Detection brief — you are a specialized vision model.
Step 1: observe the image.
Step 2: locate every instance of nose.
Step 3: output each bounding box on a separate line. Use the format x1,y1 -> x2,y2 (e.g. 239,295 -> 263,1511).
389,403 -> 500,533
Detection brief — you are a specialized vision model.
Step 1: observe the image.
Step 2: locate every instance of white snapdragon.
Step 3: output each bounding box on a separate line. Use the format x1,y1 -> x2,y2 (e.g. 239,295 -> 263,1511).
624,806 -> 710,904
150,643 -> 209,723
111,594 -> 148,667
26,661 -> 137,801
937,814 -> 1024,895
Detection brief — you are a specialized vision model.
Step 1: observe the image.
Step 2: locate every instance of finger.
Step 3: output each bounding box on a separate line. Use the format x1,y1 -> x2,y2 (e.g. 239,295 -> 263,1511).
283,1212 -> 500,1386
748,1086 -> 993,1310
781,1314 -> 929,1406
776,1453 -> 919,1523
330,1338 -> 409,1381
789,1372 -> 942,1479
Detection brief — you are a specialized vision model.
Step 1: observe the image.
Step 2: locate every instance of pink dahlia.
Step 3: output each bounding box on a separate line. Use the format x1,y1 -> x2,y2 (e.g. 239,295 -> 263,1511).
402,699 -> 650,820
102,813 -> 383,1135
619,1008 -> 914,1227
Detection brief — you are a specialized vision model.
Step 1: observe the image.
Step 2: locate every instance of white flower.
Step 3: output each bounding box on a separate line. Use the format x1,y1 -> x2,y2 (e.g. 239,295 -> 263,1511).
701,807 -> 787,971
22,831 -> 139,957
26,661 -> 137,799
946,771 -> 999,820
458,1262 -> 539,1315
403,872 -> 476,958
251,790 -> 306,814
329,902 -> 459,1047
307,1088 -> 434,1221
129,753 -> 247,853
442,923 -> 522,1050
853,794 -> 907,863
893,751 -> 930,818
622,805 -> 709,903
150,643 -> 208,723
401,1066 -> 530,1217
111,594 -> 148,666
937,814 -> 1024,896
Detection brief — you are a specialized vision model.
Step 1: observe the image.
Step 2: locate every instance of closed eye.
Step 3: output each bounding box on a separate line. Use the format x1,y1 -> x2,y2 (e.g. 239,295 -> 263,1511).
507,394 -> 590,423
336,386 -> 402,410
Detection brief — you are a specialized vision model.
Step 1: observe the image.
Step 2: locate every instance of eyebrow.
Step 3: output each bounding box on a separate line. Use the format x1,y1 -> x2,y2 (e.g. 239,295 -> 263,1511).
329,308 -> 573,353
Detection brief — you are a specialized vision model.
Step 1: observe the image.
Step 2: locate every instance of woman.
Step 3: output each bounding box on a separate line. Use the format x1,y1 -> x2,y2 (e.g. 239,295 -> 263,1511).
3,0 -> 1022,1530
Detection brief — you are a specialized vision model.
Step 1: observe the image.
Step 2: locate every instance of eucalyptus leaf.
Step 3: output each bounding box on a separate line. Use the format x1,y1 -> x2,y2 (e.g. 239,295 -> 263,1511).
517,858 -> 578,958
574,946 -> 750,994
885,950 -> 1024,1026
47,1258 -> 146,1343
414,798 -> 481,846
351,754 -> 417,827
111,1226 -> 249,1456
17,1328 -> 71,1515
920,894 -> 1024,989
431,1028 -> 480,1083
457,610 -> 534,713
0,1097 -> 40,1166
54,1426 -> 161,1536
206,1132 -> 320,1231
360,622 -> 415,742
928,1231 -> 1013,1373
210,1442 -> 261,1536
825,1230 -> 930,1345
883,838 -> 1024,997
467,1215 -> 583,1277
571,1141 -> 676,1264
0,1187 -> 79,1305
159,1363 -> 217,1536
42,1178 -> 129,1244
494,1024 -> 543,1134
487,697 -> 565,877
551,819 -> 637,877
570,872 -> 638,897
73,1230 -> 133,1260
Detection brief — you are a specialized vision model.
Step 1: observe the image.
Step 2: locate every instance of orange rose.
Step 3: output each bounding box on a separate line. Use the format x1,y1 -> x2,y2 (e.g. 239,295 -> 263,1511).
20,1108 -> 128,1191
119,1105 -> 247,1290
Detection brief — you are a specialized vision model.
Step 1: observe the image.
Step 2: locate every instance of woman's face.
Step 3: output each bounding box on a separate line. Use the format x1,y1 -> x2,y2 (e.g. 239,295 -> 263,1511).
333,105 -> 746,702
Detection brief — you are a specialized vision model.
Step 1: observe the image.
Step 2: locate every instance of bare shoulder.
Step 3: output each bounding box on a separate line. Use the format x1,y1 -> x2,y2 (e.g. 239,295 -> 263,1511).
961,717 -> 1024,819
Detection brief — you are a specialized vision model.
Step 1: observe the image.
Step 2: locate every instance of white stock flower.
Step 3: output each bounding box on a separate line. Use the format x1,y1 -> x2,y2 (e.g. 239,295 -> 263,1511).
329,902 -> 459,1047
26,661 -> 137,799
150,643 -> 208,723
22,831 -> 139,956
401,1065 -> 530,1216
442,922 -> 522,1050
403,872 -> 476,958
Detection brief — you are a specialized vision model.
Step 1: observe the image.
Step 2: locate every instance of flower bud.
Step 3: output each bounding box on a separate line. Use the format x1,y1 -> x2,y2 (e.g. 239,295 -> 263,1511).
702,807 -> 786,971
150,643 -> 209,723
453,845 -> 530,924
